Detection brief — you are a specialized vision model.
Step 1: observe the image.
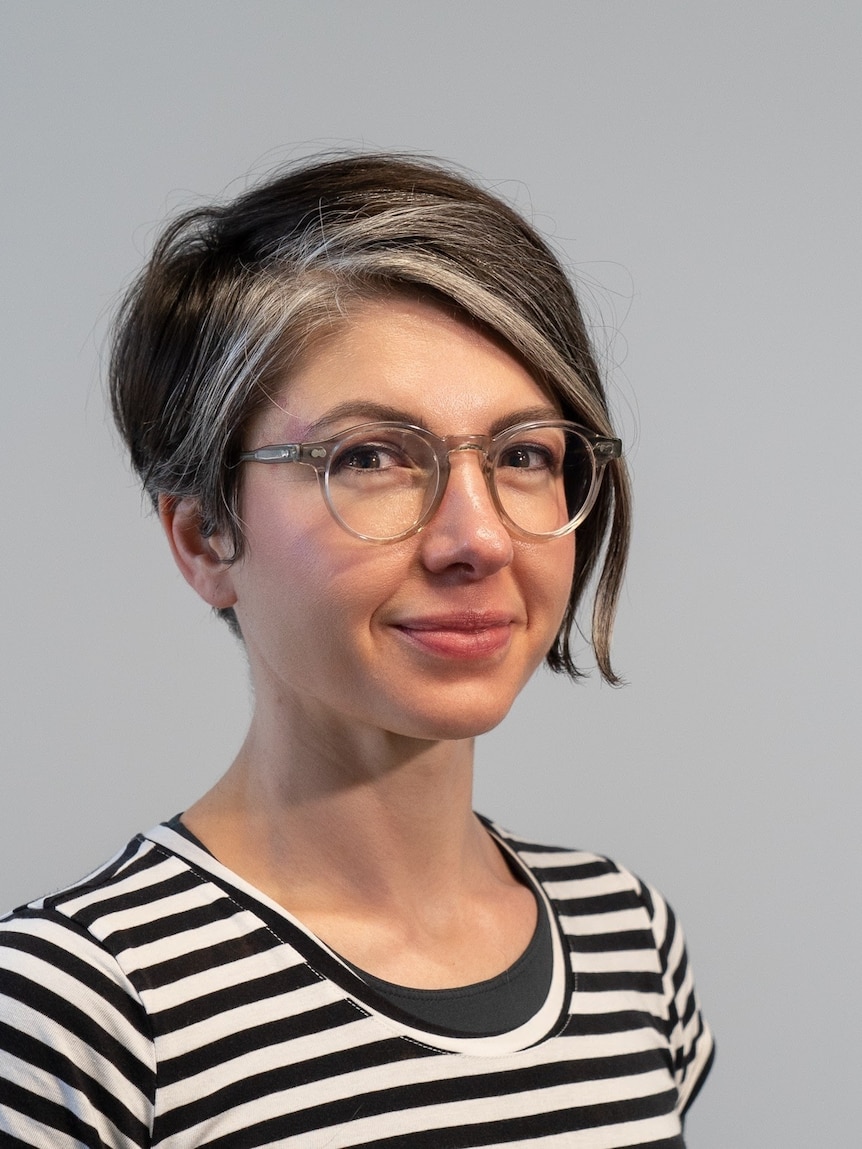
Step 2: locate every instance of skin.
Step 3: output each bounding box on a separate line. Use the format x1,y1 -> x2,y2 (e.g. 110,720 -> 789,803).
161,297 -> 575,988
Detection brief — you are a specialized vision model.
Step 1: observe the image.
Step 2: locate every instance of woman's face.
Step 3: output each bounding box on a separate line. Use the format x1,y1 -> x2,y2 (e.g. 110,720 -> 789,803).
222,296 -> 575,743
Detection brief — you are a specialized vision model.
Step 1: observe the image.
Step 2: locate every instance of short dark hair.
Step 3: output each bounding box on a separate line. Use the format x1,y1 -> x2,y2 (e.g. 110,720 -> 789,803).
109,152 -> 631,681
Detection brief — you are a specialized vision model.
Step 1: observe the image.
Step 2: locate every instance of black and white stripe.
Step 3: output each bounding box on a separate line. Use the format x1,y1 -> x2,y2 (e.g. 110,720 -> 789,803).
0,823 -> 713,1147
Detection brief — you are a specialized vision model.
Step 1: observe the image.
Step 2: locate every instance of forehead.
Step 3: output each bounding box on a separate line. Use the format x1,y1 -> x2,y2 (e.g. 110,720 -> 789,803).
256,295 -> 559,440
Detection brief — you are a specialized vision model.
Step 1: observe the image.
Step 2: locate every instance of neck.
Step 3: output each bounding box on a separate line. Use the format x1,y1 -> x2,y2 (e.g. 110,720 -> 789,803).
182,691 -> 540,989
184,698 -> 493,914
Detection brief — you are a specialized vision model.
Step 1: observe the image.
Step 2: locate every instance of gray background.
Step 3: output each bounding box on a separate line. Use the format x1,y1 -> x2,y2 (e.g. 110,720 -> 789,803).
2,2 -> 859,1144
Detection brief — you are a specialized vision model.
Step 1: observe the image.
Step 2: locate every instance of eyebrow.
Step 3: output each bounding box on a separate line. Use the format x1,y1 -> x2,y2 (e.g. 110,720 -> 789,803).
300,401 -> 563,441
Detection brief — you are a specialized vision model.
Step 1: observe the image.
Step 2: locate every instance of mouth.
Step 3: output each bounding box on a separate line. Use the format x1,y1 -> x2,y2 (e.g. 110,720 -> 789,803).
392,613 -> 515,659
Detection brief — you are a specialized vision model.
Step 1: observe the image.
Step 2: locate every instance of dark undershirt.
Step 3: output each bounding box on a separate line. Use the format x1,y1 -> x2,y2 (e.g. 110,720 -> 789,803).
167,814 -> 553,1036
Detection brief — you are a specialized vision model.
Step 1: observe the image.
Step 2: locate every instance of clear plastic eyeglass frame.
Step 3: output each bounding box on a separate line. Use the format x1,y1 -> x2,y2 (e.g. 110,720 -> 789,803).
239,420 -> 621,543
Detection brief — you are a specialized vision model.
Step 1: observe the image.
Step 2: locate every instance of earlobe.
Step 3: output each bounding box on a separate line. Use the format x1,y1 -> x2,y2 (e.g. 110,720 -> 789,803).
158,495 -> 238,609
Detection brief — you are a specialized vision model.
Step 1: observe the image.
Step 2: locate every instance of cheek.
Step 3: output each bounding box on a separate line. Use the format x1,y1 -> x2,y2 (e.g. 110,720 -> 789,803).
232,501 -> 405,648
536,536 -> 576,620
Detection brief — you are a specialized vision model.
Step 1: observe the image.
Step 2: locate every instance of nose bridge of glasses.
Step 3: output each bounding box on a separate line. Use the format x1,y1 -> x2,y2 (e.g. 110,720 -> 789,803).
438,434 -> 493,478
439,432 -> 490,454
438,436 -> 495,488
434,437 -> 500,524
445,438 -> 490,463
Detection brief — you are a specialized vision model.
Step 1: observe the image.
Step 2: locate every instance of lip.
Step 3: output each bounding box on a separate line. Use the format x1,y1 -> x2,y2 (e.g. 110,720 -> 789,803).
391,612 -> 516,659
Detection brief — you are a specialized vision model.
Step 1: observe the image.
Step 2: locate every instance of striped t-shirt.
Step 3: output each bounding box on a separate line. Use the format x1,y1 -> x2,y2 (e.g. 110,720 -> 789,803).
0,820 -> 713,1147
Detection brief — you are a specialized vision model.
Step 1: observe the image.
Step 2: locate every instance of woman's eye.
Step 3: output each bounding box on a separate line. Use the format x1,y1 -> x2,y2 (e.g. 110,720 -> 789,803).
334,443 -> 405,473
499,444 -> 555,471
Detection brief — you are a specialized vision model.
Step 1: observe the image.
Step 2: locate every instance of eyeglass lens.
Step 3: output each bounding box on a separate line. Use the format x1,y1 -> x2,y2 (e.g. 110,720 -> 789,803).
323,425 -> 596,541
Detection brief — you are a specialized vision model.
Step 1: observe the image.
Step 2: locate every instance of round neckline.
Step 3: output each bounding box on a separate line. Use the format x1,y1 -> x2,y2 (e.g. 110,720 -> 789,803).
148,818 -> 571,1056
350,899 -> 546,999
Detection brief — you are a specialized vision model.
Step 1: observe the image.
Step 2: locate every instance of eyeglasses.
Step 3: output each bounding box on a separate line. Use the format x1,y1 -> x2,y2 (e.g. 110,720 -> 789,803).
239,420 -> 621,543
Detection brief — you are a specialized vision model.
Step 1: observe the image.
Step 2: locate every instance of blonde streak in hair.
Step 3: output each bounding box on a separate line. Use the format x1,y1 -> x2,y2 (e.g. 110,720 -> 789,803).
191,274 -> 338,449
190,273 -> 375,546
163,278 -> 323,512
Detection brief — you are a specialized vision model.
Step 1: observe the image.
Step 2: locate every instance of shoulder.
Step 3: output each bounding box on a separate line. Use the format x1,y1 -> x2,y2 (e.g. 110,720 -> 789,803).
2,833 -> 182,982
489,820 -> 654,912
488,820 -> 715,1112
0,827 -> 262,1000
1,832 -> 156,975
0,831 -> 170,1019
488,820 -> 698,978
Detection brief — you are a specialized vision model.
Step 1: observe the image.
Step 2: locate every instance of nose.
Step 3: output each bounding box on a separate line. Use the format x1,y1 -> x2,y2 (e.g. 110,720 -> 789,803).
418,446 -> 514,577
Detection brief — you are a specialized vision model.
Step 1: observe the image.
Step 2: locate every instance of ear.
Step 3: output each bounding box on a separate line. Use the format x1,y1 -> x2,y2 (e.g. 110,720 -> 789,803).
158,495 -> 238,609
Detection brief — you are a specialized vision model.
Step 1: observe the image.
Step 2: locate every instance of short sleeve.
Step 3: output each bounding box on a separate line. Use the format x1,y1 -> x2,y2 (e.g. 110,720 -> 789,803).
640,880 -> 715,1114
0,908 -> 155,1148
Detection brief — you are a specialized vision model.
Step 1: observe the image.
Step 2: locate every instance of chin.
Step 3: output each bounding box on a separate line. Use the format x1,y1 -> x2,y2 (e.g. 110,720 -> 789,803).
383,686 -> 520,742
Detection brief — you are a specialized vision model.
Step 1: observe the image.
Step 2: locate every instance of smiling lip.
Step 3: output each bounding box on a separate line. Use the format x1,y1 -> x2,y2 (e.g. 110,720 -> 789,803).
392,613 -> 515,659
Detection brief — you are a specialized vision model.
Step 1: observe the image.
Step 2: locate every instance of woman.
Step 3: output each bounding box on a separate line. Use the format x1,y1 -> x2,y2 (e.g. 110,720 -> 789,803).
0,153 -> 713,1146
